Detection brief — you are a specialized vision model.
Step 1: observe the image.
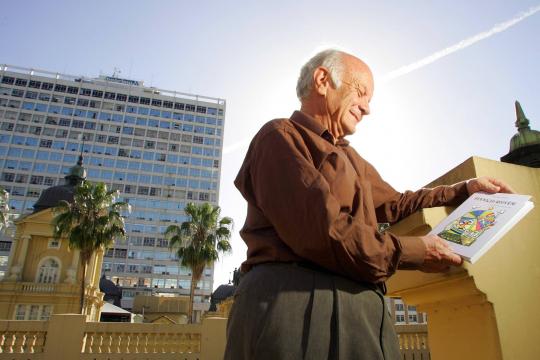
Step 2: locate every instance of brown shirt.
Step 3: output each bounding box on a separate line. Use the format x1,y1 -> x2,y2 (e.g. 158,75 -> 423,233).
235,111 -> 468,284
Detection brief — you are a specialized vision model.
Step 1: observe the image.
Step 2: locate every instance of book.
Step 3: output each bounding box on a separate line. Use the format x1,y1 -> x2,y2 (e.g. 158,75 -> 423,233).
429,192 -> 534,264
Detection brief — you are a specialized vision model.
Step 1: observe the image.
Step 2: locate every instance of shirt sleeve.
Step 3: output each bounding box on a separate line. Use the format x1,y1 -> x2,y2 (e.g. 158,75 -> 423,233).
362,158 -> 469,269
366,160 -> 470,224
236,128 -> 410,284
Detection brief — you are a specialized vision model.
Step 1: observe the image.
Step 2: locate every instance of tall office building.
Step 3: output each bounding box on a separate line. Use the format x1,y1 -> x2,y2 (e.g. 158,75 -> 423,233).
0,65 -> 226,316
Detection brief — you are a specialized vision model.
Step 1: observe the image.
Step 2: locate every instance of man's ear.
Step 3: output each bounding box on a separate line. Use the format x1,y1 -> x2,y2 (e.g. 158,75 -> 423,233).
313,66 -> 331,96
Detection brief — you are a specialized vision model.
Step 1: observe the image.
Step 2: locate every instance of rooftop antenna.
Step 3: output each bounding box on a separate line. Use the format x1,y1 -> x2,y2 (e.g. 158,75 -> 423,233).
112,67 -> 121,78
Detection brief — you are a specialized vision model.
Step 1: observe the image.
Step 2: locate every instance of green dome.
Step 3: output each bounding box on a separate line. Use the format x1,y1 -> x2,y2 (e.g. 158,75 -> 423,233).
509,101 -> 540,152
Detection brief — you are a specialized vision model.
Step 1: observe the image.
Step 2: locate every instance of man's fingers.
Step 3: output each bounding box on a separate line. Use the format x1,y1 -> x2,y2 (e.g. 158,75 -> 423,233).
491,178 -> 516,194
446,251 -> 463,265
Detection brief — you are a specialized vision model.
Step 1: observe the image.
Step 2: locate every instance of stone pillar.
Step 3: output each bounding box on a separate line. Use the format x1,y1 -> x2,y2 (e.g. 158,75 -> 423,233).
3,235 -> 18,281
64,249 -> 79,284
7,235 -> 30,281
43,314 -> 86,358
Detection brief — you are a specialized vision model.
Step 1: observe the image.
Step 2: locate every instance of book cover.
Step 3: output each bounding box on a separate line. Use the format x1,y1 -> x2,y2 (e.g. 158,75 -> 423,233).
429,192 -> 534,263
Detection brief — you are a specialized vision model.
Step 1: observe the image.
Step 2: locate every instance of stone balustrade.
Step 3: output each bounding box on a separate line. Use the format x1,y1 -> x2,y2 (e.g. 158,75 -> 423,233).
82,322 -> 202,357
396,324 -> 430,360
0,314 -> 226,360
20,284 -> 55,293
0,320 -> 47,356
0,282 -> 79,296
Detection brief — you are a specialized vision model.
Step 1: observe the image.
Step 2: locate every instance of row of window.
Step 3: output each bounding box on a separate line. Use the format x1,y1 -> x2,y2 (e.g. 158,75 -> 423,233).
2,169 -> 217,190
1,107 -> 221,135
0,109 -> 221,141
1,124 -> 220,154
0,76 -> 223,115
394,303 -> 417,311
6,193 -> 209,214
1,105 -> 222,136
106,275 -> 213,291
101,271 -> 213,290
0,145 -> 220,169
395,314 -> 419,323
0,121 -> 221,150
14,304 -> 52,321
4,158 -> 218,179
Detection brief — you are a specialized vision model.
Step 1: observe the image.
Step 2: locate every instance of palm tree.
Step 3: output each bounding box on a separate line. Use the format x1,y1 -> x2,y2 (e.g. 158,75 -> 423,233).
0,187 -> 9,232
165,202 -> 232,323
52,181 -> 129,314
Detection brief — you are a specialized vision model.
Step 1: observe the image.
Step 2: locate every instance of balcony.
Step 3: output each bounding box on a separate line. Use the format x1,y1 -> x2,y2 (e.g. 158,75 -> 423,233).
386,157 -> 540,360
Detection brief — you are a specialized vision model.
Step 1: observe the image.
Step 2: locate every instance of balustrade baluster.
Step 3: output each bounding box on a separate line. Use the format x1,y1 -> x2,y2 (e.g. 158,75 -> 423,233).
13,332 -> 25,353
141,333 -> 149,353
22,332 -> 34,353
127,333 -> 138,354
105,333 -> 113,353
120,332 -> 129,353
149,332 -> 157,353
94,333 -> 104,354
34,331 -> 45,353
110,332 -> 120,353
165,332 -> 174,353
0,333 -> 6,353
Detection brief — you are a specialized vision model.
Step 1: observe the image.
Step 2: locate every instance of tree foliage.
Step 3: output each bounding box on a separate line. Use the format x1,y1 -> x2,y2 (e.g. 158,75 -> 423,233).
165,202 -> 232,323
52,181 -> 129,313
0,187 -> 9,232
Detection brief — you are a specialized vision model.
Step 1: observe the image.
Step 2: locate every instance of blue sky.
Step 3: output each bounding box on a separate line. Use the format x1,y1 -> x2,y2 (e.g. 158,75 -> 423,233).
2,0 -> 539,287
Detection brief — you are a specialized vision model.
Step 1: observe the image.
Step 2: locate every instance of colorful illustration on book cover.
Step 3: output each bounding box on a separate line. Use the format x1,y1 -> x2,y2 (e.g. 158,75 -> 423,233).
438,207 -> 500,246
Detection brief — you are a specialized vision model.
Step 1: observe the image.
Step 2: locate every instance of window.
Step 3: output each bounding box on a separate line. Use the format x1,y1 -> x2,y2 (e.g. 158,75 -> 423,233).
54,84 -> 67,92
396,314 -> 405,323
408,314 -> 418,323
48,238 -> 61,249
14,305 -> 53,321
15,78 -> 28,87
37,258 -> 60,283
92,90 -> 103,98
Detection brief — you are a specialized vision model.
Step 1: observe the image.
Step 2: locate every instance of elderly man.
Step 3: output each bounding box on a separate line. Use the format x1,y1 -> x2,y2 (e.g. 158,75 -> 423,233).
225,49 -> 513,360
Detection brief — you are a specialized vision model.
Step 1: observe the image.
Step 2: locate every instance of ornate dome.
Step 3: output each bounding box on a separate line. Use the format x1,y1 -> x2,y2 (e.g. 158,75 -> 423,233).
33,155 -> 87,213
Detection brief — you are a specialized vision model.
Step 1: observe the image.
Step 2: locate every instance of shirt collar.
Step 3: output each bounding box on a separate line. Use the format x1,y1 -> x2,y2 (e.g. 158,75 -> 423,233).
290,111 -> 349,147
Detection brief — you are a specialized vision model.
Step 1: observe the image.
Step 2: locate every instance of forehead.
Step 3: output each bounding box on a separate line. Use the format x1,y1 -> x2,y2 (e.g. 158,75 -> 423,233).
342,56 -> 374,92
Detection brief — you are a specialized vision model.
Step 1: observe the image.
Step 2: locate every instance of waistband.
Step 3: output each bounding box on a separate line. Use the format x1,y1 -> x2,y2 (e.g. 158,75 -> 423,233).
251,261 -> 387,295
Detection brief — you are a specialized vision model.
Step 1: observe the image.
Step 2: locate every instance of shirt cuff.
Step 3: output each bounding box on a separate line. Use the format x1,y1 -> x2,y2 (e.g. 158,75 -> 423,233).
397,236 -> 426,269
447,181 -> 470,205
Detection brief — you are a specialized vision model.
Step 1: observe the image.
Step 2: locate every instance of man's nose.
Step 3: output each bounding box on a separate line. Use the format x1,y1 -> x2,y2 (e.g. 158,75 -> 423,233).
360,102 -> 370,116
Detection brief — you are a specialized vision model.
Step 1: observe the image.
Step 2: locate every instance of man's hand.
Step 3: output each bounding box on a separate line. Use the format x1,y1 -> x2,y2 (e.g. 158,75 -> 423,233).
418,234 -> 462,273
466,176 -> 515,195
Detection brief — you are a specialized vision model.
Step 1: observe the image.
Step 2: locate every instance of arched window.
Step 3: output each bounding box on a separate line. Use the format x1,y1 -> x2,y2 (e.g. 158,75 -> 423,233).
37,258 -> 60,283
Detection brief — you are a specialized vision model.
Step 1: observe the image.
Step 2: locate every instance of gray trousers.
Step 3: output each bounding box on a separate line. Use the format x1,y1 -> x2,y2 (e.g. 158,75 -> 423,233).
224,263 -> 400,360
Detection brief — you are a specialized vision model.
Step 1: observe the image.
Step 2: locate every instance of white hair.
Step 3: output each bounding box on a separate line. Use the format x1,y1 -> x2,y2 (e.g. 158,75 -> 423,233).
296,49 -> 344,100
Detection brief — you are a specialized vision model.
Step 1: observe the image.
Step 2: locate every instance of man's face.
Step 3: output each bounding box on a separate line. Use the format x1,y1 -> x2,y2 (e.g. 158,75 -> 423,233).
325,57 -> 374,137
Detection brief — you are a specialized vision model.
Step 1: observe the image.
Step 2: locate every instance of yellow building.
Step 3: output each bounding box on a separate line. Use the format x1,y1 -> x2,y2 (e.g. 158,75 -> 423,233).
0,157 -> 105,321
132,294 -> 190,324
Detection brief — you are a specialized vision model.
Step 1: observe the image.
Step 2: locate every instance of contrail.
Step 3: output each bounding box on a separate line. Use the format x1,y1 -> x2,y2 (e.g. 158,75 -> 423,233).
381,4 -> 540,83
223,138 -> 251,155
224,5 -> 540,155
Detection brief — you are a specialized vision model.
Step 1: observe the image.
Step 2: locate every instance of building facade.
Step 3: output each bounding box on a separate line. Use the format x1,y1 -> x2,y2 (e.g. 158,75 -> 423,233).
0,206 -> 105,322
385,297 -> 427,325
0,64 -> 226,315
